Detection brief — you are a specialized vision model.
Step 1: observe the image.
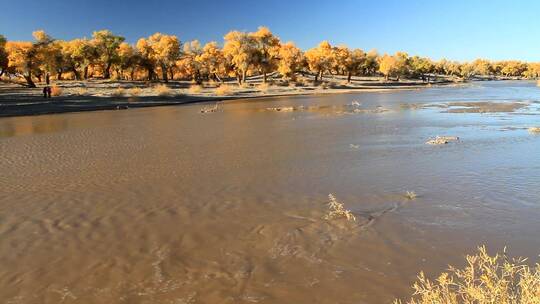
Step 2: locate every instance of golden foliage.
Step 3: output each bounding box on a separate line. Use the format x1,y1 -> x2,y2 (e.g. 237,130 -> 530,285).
278,42 -> 304,79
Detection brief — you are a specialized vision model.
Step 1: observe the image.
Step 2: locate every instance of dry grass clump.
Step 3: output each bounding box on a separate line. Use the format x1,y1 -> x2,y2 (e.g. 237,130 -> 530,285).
324,194 -> 356,221
257,82 -> 270,93
215,85 -> 234,96
126,87 -> 142,97
200,102 -> 221,114
395,246 -> 540,304
74,87 -> 88,96
111,87 -> 125,97
188,84 -> 203,94
319,82 -> 330,90
405,191 -> 418,200
426,136 -> 460,145
51,85 -> 62,96
154,84 -> 173,97
528,127 -> 540,134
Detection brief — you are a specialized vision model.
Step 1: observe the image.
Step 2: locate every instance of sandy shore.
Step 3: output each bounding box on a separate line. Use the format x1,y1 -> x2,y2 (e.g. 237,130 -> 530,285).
0,75 -> 458,117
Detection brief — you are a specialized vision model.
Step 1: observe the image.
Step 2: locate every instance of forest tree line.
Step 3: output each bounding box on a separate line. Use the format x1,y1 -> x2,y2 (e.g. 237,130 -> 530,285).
1,27 -> 540,88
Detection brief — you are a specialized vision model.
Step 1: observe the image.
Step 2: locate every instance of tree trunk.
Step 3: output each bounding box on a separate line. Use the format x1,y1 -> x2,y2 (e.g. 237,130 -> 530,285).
214,73 -> 222,83
263,72 -> 267,83
347,72 -> 352,83
242,70 -> 247,84
24,74 -> 36,88
84,66 -> 89,79
319,70 -> 323,81
45,73 -> 50,85
104,62 -> 112,79
161,65 -> 168,83
130,69 -> 135,81
314,72 -> 318,82
147,67 -> 154,81
236,74 -> 242,85
72,67 -> 81,80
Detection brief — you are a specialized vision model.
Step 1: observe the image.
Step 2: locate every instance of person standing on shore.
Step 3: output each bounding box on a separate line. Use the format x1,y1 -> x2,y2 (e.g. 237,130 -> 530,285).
43,86 -> 52,98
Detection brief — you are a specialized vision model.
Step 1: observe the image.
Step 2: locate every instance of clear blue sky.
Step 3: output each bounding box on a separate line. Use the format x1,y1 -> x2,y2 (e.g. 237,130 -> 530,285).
1,0 -> 539,62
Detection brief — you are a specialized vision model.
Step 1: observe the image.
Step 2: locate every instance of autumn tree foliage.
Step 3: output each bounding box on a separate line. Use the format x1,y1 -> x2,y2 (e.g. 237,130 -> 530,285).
223,30 -> 257,84
91,30 -> 125,79
176,40 -> 202,83
250,26 -> 281,83
305,41 -> 334,81
277,42 -> 304,80
196,41 -> 228,82
378,54 -> 399,81
3,26 -> 540,87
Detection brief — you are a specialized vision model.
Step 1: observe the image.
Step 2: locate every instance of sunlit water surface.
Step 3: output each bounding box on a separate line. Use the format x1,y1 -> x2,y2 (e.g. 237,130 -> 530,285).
1,81 -> 540,303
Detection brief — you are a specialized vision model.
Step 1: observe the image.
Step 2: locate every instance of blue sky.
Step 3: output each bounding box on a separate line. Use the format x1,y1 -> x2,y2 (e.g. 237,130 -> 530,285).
1,0 -> 539,61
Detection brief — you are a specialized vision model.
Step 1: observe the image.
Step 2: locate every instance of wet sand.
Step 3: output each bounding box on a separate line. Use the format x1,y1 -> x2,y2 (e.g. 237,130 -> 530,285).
1,81 -> 540,303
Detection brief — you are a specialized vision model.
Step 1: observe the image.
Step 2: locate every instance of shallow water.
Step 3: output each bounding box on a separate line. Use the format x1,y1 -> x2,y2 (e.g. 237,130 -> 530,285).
1,81 -> 540,303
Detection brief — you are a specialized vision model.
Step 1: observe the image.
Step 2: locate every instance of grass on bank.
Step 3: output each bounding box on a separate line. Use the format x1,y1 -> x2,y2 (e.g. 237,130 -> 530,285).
395,246 -> 540,304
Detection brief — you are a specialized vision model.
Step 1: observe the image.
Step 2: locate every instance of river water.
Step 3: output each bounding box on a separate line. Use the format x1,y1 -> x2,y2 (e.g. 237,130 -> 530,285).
1,81 -> 540,303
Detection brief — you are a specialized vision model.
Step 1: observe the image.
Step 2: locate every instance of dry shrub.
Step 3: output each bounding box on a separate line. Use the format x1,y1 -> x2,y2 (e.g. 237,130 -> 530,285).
154,84 -> 173,97
395,246 -> 540,304
215,85 -> 234,96
528,127 -> 540,134
127,87 -> 142,97
51,85 -> 62,96
188,85 -> 203,94
405,191 -> 417,200
111,87 -> 125,97
74,87 -> 88,96
324,194 -> 356,221
257,82 -> 270,93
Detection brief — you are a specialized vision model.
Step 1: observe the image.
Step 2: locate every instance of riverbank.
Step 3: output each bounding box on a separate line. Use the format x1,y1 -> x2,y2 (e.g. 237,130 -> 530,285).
0,75 -> 459,117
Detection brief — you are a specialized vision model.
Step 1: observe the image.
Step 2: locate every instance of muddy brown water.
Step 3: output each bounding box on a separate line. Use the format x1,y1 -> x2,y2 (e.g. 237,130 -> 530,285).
1,81 -> 540,303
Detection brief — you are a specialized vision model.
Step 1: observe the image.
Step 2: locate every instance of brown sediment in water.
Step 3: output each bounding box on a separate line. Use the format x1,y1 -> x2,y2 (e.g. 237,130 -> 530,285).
1,82 -> 540,304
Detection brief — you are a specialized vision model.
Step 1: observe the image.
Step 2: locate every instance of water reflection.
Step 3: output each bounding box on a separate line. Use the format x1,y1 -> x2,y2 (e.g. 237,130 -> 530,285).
0,116 -> 71,138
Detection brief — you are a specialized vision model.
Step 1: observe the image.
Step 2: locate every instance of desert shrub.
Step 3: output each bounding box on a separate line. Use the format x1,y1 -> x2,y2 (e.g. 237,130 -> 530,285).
215,85 -> 234,96
405,191 -> 417,200
154,84 -> 173,97
324,194 -> 356,221
126,87 -> 142,97
257,82 -> 270,93
188,85 -> 203,94
74,87 -> 88,96
395,246 -> 540,304
50,85 -> 62,96
111,87 -> 125,97
528,127 -> 540,134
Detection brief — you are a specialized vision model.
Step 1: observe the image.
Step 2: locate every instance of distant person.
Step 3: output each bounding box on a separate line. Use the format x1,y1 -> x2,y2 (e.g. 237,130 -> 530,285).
46,86 -> 52,98
43,86 -> 49,98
